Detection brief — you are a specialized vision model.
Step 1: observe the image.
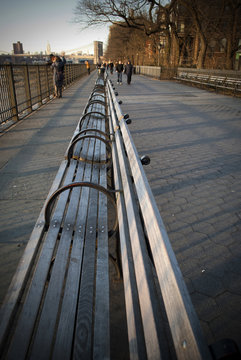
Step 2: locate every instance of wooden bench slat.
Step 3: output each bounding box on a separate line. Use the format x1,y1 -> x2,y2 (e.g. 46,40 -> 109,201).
107,89 -> 148,359
108,89 -> 170,359
52,98 -> 110,360
29,166 -> 87,359
73,126 -> 107,358
93,121 -> 110,360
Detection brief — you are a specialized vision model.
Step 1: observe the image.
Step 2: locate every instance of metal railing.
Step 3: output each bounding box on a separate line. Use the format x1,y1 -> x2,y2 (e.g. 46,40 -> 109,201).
134,65 -> 161,79
0,63 -> 94,126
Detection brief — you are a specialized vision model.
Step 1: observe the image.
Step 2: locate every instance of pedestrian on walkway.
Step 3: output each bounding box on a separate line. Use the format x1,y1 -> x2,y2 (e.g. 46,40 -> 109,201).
115,60 -> 124,84
51,55 -> 66,98
108,61 -> 114,74
125,60 -> 133,85
85,60 -> 90,75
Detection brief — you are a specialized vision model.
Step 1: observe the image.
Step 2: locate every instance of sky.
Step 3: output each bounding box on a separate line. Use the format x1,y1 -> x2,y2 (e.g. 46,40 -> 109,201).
0,0 -> 110,54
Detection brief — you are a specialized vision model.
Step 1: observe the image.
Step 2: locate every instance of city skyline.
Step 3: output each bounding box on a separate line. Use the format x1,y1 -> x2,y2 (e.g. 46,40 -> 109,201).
0,0 -> 110,54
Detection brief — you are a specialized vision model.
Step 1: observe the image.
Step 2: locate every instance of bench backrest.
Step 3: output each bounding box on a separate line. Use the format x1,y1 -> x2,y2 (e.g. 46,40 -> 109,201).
107,78 -> 212,360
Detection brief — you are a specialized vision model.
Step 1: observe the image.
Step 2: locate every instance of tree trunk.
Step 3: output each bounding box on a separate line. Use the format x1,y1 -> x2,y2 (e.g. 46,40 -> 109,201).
225,4 -> 239,70
193,32 -> 199,66
197,34 -> 207,69
226,35 -> 233,70
170,28 -> 180,67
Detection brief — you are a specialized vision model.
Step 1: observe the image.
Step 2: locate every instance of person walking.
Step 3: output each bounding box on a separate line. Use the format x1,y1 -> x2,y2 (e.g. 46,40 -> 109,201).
109,61 -> 114,74
51,55 -> 66,98
125,60 -> 133,85
85,60 -> 90,75
115,60 -> 124,84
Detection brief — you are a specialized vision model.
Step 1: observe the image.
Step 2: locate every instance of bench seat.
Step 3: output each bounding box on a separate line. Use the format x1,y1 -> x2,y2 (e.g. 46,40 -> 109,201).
0,75 -> 112,360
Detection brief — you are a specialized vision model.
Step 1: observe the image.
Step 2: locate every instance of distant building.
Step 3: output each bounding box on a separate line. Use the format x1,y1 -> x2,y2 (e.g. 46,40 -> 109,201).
46,42 -> 51,55
94,41 -> 103,64
13,41 -> 23,54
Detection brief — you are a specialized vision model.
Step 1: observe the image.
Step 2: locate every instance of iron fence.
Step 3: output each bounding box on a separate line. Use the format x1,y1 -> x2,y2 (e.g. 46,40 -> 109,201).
0,63 -> 94,126
134,65 -> 162,78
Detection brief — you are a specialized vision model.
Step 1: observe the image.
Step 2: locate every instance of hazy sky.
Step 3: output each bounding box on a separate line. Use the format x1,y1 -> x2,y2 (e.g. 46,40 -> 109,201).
0,0 -> 110,54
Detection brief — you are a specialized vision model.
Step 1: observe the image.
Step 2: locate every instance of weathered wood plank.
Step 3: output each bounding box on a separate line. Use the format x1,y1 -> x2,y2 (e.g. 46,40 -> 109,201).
93,107 -> 110,360
73,119 -> 104,359
108,82 -> 170,360
29,168 -> 85,359
107,88 -> 147,360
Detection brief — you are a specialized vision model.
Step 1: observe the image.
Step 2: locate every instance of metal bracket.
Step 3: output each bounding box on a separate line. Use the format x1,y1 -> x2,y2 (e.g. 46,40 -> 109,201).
66,135 -> 112,167
44,182 -> 118,237
85,99 -> 106,111
78,111 -> 107,130
71,128 -> 110,143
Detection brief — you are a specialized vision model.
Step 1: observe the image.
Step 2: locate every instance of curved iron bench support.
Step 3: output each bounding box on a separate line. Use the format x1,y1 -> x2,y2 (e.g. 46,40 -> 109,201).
71,128 -> 110,144
66,135 -> 112,167
44,182 -> 118,237
85,99 -> 106,112
78,111 -> 107,130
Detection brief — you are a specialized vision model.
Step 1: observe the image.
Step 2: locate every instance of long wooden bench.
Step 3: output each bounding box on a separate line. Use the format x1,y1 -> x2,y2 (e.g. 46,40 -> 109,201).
0,73 -> 113,359
1,72 -> 239,360
175,71 -> 241,95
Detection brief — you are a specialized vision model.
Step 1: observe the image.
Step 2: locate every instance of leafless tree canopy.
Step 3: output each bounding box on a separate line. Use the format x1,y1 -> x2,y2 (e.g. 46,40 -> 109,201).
75,0 -> 241,69
74,0 -> 173,34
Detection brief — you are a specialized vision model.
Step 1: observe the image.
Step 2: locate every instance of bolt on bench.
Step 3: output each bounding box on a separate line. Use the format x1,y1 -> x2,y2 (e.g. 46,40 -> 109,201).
1,72 -> 239,360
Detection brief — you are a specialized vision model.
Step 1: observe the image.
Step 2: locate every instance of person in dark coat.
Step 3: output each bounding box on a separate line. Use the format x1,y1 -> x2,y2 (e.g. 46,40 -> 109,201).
115,60 -> 124,84
125,60 -> 133,85
51,55 -> 66,98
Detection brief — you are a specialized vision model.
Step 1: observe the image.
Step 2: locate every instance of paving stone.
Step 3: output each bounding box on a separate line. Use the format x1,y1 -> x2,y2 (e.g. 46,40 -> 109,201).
190,292 -> 220,323
192,272 -> 224,297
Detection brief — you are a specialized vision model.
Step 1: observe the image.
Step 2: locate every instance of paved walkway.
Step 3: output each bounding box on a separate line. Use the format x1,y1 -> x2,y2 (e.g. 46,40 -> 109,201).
0,70 -> 241,352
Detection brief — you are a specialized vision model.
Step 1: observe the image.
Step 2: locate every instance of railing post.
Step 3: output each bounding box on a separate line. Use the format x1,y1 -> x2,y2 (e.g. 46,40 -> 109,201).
35,65 -> 42,105
23,64 -> 32,114
48,64 -> 54,97
65,64 -> 69,86
6,64 -> 19,122
45,65 -> 51,100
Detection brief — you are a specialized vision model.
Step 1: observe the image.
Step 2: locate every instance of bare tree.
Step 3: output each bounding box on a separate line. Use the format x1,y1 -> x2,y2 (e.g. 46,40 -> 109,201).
74,0 -> 176,35
223,0 -> 241,69
74,0 -> 241,69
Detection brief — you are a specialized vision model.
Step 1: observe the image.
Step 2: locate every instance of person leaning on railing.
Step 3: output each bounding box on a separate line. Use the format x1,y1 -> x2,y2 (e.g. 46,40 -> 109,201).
51,55 -> 66,98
